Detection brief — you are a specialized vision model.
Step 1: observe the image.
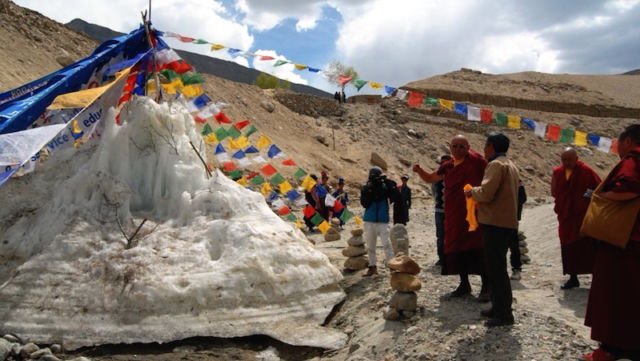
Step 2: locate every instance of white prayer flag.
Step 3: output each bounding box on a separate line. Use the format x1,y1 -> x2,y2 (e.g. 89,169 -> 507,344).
324,193 -> 336,207
216,153 -> 230,162
534,121 -> 546,138
467,106 -> 481,121
237,157 -> 252,168
597,137 -> 612,153
395,89 -> 408,100
252,155 -> 267,164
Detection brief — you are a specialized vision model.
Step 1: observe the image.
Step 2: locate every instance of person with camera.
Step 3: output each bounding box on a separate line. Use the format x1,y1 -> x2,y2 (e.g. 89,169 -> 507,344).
360,166 -> 397,277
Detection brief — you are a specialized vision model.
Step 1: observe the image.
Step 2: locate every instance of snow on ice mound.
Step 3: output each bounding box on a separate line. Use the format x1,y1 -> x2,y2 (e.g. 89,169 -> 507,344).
0,97 -> 346,350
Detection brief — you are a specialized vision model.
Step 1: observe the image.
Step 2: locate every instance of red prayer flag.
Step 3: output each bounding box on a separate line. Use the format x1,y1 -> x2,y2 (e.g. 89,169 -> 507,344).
333,199 -> 344,213
480,108 -> 493,124
259,55 -> 275,61
222,161 -> 237,172
281,158 -> 297,166
260,164 -> 277,177
611,138 -> 619,155
245,171 -> 259,180
546,124 -> 561,142
179,36 -> 195,43
303,205 -> 316,218
214,112 -> 232,124
159,60 -> 192,74
235,120 -> 250,129
338,75 -> 353,85
278,206 -> 291,216
194,114 -> 208,124
407,91 -> 425,107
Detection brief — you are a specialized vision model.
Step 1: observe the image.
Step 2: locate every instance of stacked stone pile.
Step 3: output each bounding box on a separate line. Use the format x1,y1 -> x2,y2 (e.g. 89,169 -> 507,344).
519,231 -> 531,264
324,218 -> 342,242
342,228 -> 368,271
383,253 -> 421,321
0,334 -> 91,361
390,224 -> 410,255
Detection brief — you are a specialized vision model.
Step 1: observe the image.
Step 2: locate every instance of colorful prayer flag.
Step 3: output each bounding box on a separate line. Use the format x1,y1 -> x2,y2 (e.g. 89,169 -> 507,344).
261,182 -> 272,196
294,64 -> 308,71
301,175 -> 316,192
181,84 -> 203,97
597,137 -> 612,153
522,118 -> 535,129
235,120 -> 250,130
215,112 -> 232,124
574,131 -> 588,146
256,134 -> 271,149
307,67 -> 320,73
244,125 -> 258,137
480,108 -> 493,123
227,126 -> 242,139
270,173 -> 286,185
407,92 -> 425,107
454,102 -> 468,116
310,213 -> 324,226
201,123 -> 214,136
439,99 -> 454,111
282,158 -> 296,166
324,193 -> 336,207
353,79 -> 368,91
274,60 -> 288,67
354,216 -> 363,226
534,121 -> 546,138
204,134 -> 217,145
236,177 -> 248,186
588,133 -> 600,146
232,150 -> 246,159
279,181 -> 293,194
340,209 -> 353,223
294,167 -> 307,179
244,145 -> 259,154
338,75 -> 353,85
611,139 -> 619,155
214,143 -> 226,155
278,206 -> 291,216
317,220 -> 331,234
333,199 -> 344,213
258,55 -> 275,61
214,127 -> 228,141
267,144 -> 282,158
424,97 -> 439,106
560,128 -> 575,143
261,164 -> 277,177
495,112 -> 508,126
222,161 -> 237,172
251,175 -> 265,185
181,72 -> 204,85
369,81 -> 383,89
286,214 -> 297,222
227,170 -> 242,180
507,115 -> 520,129
286,189 -> 301,202
546,124 -> 561,142
384,86 -> 397,96
303,205 -> 316,218
395,89 -> 408,100
211,44 -> 225,51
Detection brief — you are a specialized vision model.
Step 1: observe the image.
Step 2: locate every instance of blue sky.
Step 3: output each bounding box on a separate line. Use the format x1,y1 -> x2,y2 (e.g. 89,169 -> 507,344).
13,0 -> 640,94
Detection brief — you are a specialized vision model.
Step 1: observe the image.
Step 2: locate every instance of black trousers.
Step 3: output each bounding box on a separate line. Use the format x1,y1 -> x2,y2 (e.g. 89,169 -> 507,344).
509,230 -> 522,271
483,224 -> 516,318
435,211 -> 445,261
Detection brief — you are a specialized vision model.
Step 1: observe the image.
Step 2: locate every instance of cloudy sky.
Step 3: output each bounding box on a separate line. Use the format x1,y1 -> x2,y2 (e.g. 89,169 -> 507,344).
14,0 -> 640,94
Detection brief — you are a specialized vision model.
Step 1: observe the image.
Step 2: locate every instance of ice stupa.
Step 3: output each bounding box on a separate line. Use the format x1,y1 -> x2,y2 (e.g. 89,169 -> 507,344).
0,97 -> 346,350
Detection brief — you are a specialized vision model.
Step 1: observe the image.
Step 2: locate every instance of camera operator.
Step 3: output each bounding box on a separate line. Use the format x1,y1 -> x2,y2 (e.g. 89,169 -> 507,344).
360,166 -> 398,277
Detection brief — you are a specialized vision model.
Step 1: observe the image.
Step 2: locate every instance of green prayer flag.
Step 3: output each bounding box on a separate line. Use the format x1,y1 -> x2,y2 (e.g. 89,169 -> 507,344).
181,72 -> 205,85
160,69 -> 180,82
340,209 -> 353,223
293,167 -> 307,179
285,214 -> 297,222
201,123 -> 213,136
214,127 -> 228,141
274,60 -> 288,67
227,170 -> 242,180
244,125 -> 258,137
353,79 -> 368,91
424,97 -> 439,106
311,213 -> 324,226
495,112 -> 508,126
193,39 -> 208,44
251,175 -> 265,185
560,128 -> 575,143
227,126 -> 242,139
270,173 -> 286,185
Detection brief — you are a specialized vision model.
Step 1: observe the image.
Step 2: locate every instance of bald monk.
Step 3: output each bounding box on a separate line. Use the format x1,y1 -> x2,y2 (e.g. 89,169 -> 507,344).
583,125 -> 640,361
413,135 -> 489,300
551,147 -> 601,289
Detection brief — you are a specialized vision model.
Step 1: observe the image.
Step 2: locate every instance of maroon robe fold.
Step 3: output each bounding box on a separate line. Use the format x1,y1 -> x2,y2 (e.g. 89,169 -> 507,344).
551,160 -> 601,274
585,147 -> 640,351
437,150 -> 487,275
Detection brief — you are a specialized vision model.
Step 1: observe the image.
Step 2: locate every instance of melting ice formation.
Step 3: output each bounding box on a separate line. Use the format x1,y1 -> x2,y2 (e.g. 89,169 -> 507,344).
0,97 -> 346,350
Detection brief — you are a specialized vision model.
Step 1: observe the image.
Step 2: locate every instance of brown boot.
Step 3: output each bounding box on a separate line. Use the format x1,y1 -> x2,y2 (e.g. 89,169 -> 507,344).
363,266 -> 378,277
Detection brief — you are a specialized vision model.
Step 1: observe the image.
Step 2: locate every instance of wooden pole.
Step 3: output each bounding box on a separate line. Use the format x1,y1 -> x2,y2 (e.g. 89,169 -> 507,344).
190,141 -> 212,179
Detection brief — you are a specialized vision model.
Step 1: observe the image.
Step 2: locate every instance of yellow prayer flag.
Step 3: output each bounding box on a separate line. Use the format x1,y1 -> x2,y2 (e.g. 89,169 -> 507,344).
294,64 -> 308,71
181,84 -> 204,97
261,182 -> 272,196
317,220 -> 330,234
369,81 -> 383,89
204,133 -> 218,145
234,135 -> 250,149
211,44 -> 225,51
439,99 -> 454,111
279,180 -> 292,194
256,134 -> 272,149
236,177 -> 247,186
301,175 -> 316,192
574,131 -> 588,146
354,216 -> 363,226
162,78 -> 183,94
49,85 -> 110,110
228,137 -> 242,150
507,115 -> 521,129
295,219 -> 304,229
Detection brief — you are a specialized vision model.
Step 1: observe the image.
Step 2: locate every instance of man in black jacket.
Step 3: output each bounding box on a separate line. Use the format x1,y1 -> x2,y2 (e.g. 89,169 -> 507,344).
393,175 -> 412,225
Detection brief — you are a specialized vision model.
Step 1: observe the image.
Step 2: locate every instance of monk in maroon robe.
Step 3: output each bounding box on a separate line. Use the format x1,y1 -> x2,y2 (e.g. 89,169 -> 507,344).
551,147 -> 601,289
583,125 -> 640,361
414,135 -> 488,300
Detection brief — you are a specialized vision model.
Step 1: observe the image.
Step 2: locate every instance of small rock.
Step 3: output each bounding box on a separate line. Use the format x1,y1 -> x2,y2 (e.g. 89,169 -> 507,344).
2,334 -> 19,343
260,100 -> 275,113
350,228 -> 363,236
387,254 -> 421,275
348,343 -> 361,354
390,273 -> 422,292
30,347 -> 52,359
20,343 -> 39,358
50,344 -> 62,353
383,308 -> 401,321
0,339 -> 11,361
347,236 -> 365,246
344,326 -> 355,335
342,246 -> 366,257
313,135 -> 328,146
324,232 -> 341,242
524,166 -> 535,173
370,152 -> 388,170
390,291 -> 418,311
344,256 -> 368,271
398,157 -> 412,167
11,343 -> 20,357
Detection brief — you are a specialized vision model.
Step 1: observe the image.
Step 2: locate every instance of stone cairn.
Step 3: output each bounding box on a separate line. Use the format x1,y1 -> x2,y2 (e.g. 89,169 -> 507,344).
342,228 -> 368,271
324,218 -> 342,242
0,334 -> 91,361
518,231 -> 531,264
383,252 -> 421,321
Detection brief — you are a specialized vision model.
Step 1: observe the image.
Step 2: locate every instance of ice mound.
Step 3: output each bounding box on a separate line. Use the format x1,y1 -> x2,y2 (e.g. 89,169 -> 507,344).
0,97 -> 346,350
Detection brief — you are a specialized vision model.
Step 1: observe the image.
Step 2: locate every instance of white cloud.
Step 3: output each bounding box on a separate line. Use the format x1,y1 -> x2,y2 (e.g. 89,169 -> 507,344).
251,50 -> 309,85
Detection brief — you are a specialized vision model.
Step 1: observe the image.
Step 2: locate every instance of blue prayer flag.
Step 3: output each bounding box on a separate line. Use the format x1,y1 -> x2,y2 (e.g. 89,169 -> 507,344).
286,189 -> 301,202
244,145 -> 259,154
232,150 -> 245,159
587,133 -> 601,146
307,67 -> 320,73
522,118 -> 536,129
215,143 -> 226,155
267,144 -> 282,158
384,86 -> 396,96
454,102 -> 468,116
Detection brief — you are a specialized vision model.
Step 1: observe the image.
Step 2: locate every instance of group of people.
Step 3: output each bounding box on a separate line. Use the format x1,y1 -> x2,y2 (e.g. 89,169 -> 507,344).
333,90 -> 347,104
303,171 -> 349,231
359,125 -> 640,360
